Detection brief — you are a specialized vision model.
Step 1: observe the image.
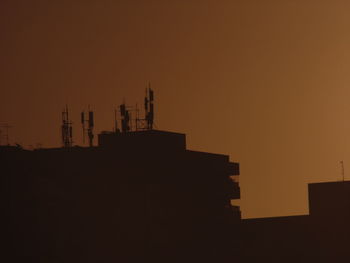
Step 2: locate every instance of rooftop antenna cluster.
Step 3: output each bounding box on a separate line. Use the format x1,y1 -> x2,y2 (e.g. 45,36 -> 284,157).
58,87 -> 155,147
115,85 -> 155,133
61,105 -> 73,148
81,106 -> 94,147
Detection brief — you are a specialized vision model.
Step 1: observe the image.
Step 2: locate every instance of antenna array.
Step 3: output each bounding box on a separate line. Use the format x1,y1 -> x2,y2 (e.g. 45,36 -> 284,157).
114,86 -> 155,133
58,87 -> 155,147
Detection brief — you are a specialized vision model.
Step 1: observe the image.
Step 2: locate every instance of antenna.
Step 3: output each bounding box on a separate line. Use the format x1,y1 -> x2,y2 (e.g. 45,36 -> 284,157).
135,103 -> 138,131
144,84 -> 154,130
120,103 -> 131,133
114,108 -> 120,133
88,109 -> 94,147
144,88 -> 149,113
61,105 -> 73,147
340,161 -> 345,182
120,104 -> 126,132
149,87 -> 154,130
81,111 -> 85,144
81,106 -> 95,147
114,87 -> 156,133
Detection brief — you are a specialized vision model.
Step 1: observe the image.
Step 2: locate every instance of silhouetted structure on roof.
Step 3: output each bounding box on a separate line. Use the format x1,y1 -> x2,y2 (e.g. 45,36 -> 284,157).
81,107 -> 95,147
61,105 -> 73,148
113,87 -> 155,134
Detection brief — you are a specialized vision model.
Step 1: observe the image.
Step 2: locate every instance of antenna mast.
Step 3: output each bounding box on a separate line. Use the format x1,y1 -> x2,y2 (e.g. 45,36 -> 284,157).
81,106 -> 94,147
341,161 -> 345,182
61,105 -> 73,147
145,84 -> 154,130
120,103 -> 130,133
114,108 -> 120,133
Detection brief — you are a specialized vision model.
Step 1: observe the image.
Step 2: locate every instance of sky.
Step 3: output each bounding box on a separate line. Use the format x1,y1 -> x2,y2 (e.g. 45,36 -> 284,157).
1,0 -> 350,218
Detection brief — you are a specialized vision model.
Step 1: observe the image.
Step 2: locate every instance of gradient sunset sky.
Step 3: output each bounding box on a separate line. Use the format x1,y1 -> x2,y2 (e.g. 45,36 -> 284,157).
1,0 -> 350,218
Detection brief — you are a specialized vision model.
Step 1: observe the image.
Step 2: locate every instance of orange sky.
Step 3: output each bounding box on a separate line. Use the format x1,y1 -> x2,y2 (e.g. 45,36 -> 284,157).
1,0 -> 350,218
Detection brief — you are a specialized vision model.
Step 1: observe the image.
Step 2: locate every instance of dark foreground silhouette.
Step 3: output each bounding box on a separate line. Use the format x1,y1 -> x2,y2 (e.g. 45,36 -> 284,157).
3,129 -> 350,263
241,181 -> 350,263
2,130 -> 240,263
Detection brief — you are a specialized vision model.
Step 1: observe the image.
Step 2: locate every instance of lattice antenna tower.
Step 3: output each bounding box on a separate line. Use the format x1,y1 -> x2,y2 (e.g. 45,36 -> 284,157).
61,105 -> 73,147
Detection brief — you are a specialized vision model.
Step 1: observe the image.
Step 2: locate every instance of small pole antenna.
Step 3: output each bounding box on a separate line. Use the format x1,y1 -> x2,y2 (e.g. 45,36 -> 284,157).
81,110 -> 85,144
87,105 -> 94,147
114,108 -> 118,133
135,103 -> 137,131
340,160 -> 345,182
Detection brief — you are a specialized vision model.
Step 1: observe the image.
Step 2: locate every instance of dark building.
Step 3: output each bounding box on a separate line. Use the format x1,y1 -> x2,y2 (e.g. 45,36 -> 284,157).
308,181 -> 350,220
241,181 -> 350,263
4,93 -> 350,263
2,129 -> 240,263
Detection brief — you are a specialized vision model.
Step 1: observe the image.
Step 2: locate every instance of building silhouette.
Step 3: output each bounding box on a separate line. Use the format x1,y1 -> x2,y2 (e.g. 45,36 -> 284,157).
241,181 -> 350,262
4,128 -> 350,262
3,90 -> 350,262
2,129 -> 240,263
